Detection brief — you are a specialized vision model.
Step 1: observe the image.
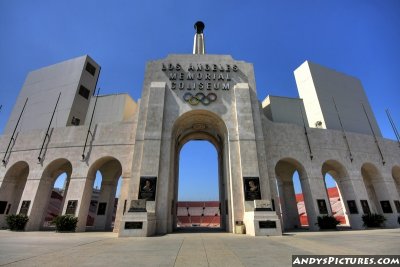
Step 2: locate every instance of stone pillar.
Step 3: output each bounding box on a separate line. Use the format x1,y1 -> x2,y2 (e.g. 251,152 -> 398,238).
276,179 -> 286,228
232,83 -> 281,235
299,168 -> 329,231
113,175 -> 130,233
24,176 -> 53,231
63,175 -> 93,232
93,181 -> 117,230
268,169 -> 284,230
336,170 -> 364,229
282,180 -> 301,229
123,82 -> 166,236
0,171 -> 28,228
377,171 -> 400,228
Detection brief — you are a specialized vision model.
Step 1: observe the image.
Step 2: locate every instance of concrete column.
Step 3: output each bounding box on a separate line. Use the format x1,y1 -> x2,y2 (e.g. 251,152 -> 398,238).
231,83 -> 279,233
336,174 -> 364,229
393,176 -> 400,199
335,184 -> 350,226
351,179 -> 379,226
282,180 -> 301,229
376,172 -> 400,227
227,140 -> 244,228
63,175 -> 93,232
143,82 -> 167,234
268,169 -> 284,232
231,83 -> 259,225
93,181 -> 117,230
299,168 -> 330,231
24,177 -> 53,231
276,179 -> 286,227
113,175 -> 130,233
0,174 -> 28,228
15,177 -> 40,230
124,82 -> 166,235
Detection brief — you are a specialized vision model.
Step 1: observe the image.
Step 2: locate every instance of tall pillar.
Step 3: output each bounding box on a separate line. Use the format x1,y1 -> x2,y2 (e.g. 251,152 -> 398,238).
18,176 -> 45,231
299,167 -> 331,231
336,170 -> 364,229
375,171 -> 400,228
113,174 -> 130,233
233,83 -> 281,235
122,82 -> 166,236
93,181 -> 117,230
63,175 -> 93,232
282,180 -> 301,229
231,83 -> 258,224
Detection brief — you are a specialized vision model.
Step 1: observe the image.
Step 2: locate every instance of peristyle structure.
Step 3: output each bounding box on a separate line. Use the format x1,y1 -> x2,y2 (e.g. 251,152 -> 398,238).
1,22 -> 399,236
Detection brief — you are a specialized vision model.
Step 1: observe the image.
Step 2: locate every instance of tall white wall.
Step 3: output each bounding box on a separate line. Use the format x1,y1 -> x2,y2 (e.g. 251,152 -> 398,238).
4,55 -> 100,134
84,94 -> 137,125
262,95 -> 308,127
294,61 -> 382,137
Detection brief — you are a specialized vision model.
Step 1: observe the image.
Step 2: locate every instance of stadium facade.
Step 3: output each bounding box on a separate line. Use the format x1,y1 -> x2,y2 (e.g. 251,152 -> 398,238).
0,22 -> 399,237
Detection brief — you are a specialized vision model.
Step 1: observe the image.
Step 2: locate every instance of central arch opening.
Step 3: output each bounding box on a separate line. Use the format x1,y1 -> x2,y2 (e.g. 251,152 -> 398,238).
176,140 -> 221,229
170,110 -> 230,233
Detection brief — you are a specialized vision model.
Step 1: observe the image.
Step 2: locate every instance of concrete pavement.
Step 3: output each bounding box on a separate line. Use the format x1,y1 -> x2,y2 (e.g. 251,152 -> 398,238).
0,229 -> 399,266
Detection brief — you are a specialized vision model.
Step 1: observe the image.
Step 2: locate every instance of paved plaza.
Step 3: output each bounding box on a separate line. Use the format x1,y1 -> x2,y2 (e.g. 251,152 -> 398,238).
0,229 -> 399,266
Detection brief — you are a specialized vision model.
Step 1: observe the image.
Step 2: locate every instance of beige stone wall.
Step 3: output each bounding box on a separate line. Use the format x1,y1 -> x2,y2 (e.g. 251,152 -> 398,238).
1,54 -> 399,236
262,115 -> 400,229
0,118 -> 137,231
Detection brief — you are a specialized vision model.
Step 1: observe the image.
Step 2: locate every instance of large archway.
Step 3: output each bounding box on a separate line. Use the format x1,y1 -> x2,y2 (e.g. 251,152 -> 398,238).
361,163 -> 386,214
169,110 -> 230,232
275,158 -> 311,230
321,160 -> 355,227
28,158 -> 72,230
0,161 -> 29,228
361,163 -> 400,227
176,140 -> 220,230
84,156 -> 122,231
42,172 -> 69,229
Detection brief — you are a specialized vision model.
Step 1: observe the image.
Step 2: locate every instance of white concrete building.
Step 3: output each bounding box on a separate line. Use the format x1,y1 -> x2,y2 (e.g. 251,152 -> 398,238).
295,61 -> 381,136
5,55 -> 100,133
0,23 -> 399,237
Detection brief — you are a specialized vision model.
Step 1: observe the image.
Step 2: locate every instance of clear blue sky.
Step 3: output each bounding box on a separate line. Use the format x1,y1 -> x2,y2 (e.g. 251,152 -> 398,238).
1,1 -> 399,199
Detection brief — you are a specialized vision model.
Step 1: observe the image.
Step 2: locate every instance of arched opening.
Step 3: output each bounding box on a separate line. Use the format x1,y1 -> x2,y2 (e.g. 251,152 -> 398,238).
176,140 -> 220,229
321,160 -> 353,227
85,157 -> 122,231
361,163 -> 385,214
28,158 -> 72,230
170,110 -> 230,233
0,161 -> 29,228
275,158 -> 310,230
392,165 -> 400,199
42,172 -> 69,228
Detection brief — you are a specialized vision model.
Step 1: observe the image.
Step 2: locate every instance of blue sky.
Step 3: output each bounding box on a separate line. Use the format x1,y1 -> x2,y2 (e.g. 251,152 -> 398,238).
179,141 -> 219,201
1,1 -> 399,199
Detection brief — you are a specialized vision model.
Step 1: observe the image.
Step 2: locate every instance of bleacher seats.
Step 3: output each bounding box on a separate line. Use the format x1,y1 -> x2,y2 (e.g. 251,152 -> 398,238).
176,201 -> 221,228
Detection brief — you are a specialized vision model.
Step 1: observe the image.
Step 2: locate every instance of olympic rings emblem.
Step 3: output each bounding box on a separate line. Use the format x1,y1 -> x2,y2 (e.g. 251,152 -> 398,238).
183,92 -> 217,106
